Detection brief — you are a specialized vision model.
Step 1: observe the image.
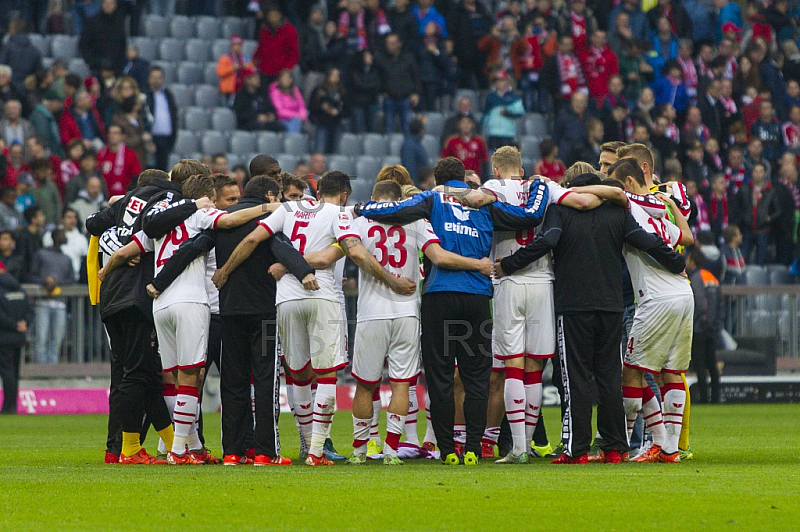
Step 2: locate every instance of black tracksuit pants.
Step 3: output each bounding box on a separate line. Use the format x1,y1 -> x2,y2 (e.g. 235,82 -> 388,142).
104,309 -> 172,441
220,315 -> 280,457
556,312 -> 628,457
0,345 -> 21,414
691,331 -> 720,404
197,313 -> 222,446
421,292 -> 493,457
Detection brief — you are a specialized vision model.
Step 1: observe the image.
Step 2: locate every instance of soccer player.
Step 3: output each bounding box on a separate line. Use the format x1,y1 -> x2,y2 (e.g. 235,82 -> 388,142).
347,180 -> 493,465
608,158 -> 694,463
100,175 -> 268,464
213,171 -> 415,466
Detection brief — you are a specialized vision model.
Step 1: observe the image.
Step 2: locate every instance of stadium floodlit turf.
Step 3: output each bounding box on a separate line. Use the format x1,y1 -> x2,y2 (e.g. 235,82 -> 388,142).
1,404 -> 798,531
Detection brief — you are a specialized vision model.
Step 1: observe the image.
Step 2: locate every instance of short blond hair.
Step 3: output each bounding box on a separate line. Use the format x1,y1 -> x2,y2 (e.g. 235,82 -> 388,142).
171,159 -> 210,185
491,145 -> 522,171
376,165 -> 413,186
616,143 -> 654,169
563,162 -> 598,186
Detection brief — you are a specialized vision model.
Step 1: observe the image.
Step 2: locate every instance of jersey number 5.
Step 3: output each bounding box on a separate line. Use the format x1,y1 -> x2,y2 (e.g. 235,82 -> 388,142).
291,220 -> 309,254
368,225 -> 408,267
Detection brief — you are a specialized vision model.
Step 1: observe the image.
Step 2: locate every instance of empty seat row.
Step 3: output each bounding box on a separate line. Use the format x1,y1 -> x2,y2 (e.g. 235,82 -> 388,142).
743,265 -> 795,286
143,15 -> 255,41
130,37 -> 257,64
174,129 -> 311,156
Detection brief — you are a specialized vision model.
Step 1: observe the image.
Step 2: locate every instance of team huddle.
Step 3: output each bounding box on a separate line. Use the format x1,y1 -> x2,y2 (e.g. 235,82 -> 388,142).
87,141 -> 695,467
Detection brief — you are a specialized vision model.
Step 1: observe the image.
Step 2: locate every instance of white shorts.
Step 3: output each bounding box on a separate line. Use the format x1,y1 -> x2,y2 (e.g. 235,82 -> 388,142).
352,317 -> 421,384
154,302 -> 210,373
624,295 -> 694,374
277,298 -> 346,373
492,281 -> 556,362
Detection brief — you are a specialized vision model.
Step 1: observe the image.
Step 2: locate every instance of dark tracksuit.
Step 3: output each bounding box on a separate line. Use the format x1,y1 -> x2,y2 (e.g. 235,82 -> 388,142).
150,193 -> 313,457
501,202 -> 686,458
0,273 -> 32,413
688,268 -> 723,404
86,178 -> 195,454
357,179 -> 550,458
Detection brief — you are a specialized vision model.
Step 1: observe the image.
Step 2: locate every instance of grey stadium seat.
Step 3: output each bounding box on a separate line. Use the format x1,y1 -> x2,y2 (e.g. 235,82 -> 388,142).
744,265 -> 769,285
222,18 -> 246,39
363,134 -> 388,158
183,107 -> 210,132
174,130 -> 200,155
170,16 -> 194,38
747,310 -> 777,337
144,15 -> 170,39
243,40 -> 258,57
520,136 -> 541,161
204,62 -> 219,85
28,34 -> 49,56
159,38 -> 185,62
337,133 -> 362,156
355,156 -> 382,182
201,131 -> 228,154
229,131 -> 256,155
257,132 -> 283,155
185,39 -> 212,63
131,37 -> 158,62
153,61 -> 178,84
525,114 -> 549,137
382,155 -> 400,167
212,107 -> 237,131
283,133 -> 309,156
770,269 -> 794,285
423,113 -> 445,138
350,178 -> 374,204
170,83 -> 193,107
168,153 -> 182,170
225,153 -> 241,168
275,154 -> 298,172
194,84 -> 221,109
212,39 -> 229,61
177,62 -> 204,85
421,135 -> 440,160
389,134 -> 404,156
50,35 -> 78,60
68,59 -> 90,80
328,155 -> 355,176
196,17 -> 222,40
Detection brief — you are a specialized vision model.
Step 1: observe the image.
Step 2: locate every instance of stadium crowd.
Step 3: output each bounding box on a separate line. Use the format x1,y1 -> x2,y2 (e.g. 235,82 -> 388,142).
0,0 -> 797,464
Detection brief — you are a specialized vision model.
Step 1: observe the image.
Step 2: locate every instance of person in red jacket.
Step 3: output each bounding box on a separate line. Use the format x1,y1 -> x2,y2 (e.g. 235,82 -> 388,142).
253,7 -> 299,89
441,115 -> 489,175
97,124 -> 140,196
58,90 -> 105,152
578,30 -> 618,105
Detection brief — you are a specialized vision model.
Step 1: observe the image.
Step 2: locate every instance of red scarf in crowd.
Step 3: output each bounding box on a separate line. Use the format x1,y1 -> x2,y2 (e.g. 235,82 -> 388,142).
781,178 -> 800,209
721,95 -> 737,114
570,11 -> 587,52
338,9 -> 368,50
710,194 -> 729,228
725,165 -> 746,194
678,56 -> 697,92
694,193 -> 710,233
557,52 -> 585,98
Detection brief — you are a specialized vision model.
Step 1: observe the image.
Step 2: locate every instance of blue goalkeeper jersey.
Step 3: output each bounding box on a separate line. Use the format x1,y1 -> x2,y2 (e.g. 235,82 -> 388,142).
357,180 -> 549,296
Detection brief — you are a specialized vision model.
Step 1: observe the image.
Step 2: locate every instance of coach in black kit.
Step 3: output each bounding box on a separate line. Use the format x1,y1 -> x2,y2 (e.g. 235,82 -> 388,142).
496,174 -> 686,462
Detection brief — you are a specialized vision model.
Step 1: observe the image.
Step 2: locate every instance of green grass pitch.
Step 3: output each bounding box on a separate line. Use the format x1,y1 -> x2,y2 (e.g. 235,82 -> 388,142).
1,404 -> 799,531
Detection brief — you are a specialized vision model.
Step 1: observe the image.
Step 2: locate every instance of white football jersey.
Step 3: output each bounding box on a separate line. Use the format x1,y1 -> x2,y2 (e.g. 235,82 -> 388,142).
482,179 -> 571,284
625,191 -> 668,219
623,201 -> 692,303
259,200 -> 357,305
353,218 -> 438,321
133,207 -> 226,312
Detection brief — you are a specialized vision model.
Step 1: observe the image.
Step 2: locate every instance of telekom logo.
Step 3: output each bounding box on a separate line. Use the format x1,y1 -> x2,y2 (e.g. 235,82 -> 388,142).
19,390 -> 38,414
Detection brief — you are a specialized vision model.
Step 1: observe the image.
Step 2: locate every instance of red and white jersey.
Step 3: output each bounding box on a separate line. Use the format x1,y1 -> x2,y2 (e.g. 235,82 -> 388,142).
623,201 -> 691,304
258,200 -> 357,305
132,207 -> 226,312
625,191 -> 667,219
352,218 -> 438,321
483,179 -> 572,284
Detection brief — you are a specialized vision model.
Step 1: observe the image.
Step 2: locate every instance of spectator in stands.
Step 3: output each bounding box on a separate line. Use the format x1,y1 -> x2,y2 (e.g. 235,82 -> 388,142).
59,90 -> 106,152
705,137 -> 725,174
716,0 -> 742,42
477,14 -> 525,82
269,69 -> 308,134
416,22 -> 448,112
517,19 -> 550,114
69,176 -> 106,229
573,118 -> 605,169
212,154 -> 229,175
363,0 -> 392,52
233,68 -> 283,133
533,138 -> 567,182
682,105 -> 710,147
541,35 -> 587,115
744,137 -> 772,182
653,62 -> 689,115
447,0 -> 492,89
401,118 -> 430,186
347,50 -> 382,133
43,208 -> 87,281
441,115 -> 488,176
112,92 -> 151,170
698,78 -> 728,144
376,165 -> 414,188
578,30 -> 618,106
31,228 -> 73,365
0,259 -> 30,413
1,101 -> 34,148
721,225 -> 745,284
413,0 -> 447,39
65,150 -> 105,206
708,174 -> 730,241
697,230 -> 725,280
0,230 -> 23,280
4,144 -> 27,189
417,165 -> 435,191
0,66 -> 26,114
782,105 -> 800,154
29,158 -> 62,228
231,164 -> 248,192
0,187 -> 20,232
217,35 -> 253,106
684,140 -> 710,191
733,162 -> 778,265
26,136 -> 62,197
80,0 -> 127,74
29,92 -> 64,158
600,74 -> 626,120
0,20 -> 42,92
686,179 -> 710,235
14,205 -> 45,282
558,0 -> 597,54
337,0 -> 368,57
121,45 -> 150,92
772,164 -> 800,265
60,141 -> 83,201
376,34 -> 419,136
650,17 -> 679,74
309,67 -> 345,153
298,7 -> 330,98
254,7 -> 299,88
608,12 -> 633,58
553,91 -> 589,166
441,97 -> 474,147
618,40 -> 653,105
682,0 -> 714,42
71,0 -> 102,36
389,0 -> 418,53
608,0 -> 648,43
482,71 -> 524,151
750,99 -> 782,165
648,0 -> 693,40
14,174 -> 34,218
97,124 -> 140,196
145,66 -> 177,172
